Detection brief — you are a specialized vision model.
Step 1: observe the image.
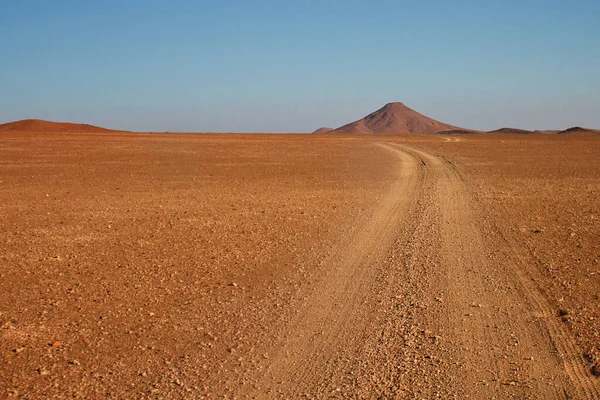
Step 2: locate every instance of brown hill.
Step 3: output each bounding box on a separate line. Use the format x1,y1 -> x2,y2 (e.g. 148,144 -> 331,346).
312,127 -> 334,134
558,126 -> 600,134
488,128 -> 535,134
331,102 -> 462,134
0,119 -> 121,133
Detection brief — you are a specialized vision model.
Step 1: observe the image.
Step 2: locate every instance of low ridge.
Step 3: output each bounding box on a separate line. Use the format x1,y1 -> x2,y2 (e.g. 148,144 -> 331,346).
488,128 -> 535,134
558,126 -> 600,134
0,119 -> 121,133
312,127 -> 334,134
331,102 -> 462,134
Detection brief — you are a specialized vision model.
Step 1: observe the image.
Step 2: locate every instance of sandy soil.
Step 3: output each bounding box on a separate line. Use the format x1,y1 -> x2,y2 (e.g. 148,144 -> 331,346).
1,132 -> 598,398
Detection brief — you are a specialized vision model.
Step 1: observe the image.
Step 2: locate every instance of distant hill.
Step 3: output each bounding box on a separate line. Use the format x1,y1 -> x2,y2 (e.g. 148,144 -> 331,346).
487,127 -> 535,134
312,127 -> 334,134
0,119 -> 121,133
558,126 -> 600,134
331,102 -> 462,134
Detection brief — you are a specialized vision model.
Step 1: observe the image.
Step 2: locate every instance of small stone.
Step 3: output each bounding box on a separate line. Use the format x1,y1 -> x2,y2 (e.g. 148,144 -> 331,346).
591,362 -> 600,377
558,309 -> 569,317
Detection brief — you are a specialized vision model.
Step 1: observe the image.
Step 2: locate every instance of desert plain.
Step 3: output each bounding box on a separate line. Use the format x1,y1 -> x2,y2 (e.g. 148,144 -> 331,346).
1,130 -> 599,399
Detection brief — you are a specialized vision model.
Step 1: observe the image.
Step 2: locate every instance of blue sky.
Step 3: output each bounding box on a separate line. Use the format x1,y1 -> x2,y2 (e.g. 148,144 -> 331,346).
1,0 -> 599,132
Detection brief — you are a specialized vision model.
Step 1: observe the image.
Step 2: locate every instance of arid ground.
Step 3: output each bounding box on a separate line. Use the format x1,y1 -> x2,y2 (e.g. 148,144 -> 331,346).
1,132 -> 599,398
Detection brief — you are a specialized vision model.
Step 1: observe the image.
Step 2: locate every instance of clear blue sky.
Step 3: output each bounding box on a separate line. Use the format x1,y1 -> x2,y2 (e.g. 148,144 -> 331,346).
1,0 -> 599,132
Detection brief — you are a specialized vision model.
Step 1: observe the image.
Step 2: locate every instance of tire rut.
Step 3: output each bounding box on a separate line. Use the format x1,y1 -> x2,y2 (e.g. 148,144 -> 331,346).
243,143 -> 423,398
394,143 -> 599,399
241,142 -> 599,399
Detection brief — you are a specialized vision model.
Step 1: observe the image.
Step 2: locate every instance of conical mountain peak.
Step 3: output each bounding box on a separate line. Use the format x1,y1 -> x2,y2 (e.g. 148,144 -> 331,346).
331,102 -> 461,134
382,102 -> 408,109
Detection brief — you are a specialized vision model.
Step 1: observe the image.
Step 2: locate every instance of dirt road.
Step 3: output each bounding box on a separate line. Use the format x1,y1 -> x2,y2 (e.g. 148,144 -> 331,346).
243,142 -> 600,398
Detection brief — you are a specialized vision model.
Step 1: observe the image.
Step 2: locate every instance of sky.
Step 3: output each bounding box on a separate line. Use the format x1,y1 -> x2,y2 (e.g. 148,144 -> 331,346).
1,0 -> 599,132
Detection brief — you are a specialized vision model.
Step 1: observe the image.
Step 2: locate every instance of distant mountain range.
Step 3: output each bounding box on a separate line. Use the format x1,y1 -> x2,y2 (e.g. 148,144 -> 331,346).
0,111 -> 597,135
313,102 -> 598,135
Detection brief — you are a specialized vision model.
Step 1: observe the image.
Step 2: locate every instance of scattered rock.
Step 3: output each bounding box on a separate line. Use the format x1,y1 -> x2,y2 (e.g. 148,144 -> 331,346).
558,309 -> 569,317
591,362 -> 600,377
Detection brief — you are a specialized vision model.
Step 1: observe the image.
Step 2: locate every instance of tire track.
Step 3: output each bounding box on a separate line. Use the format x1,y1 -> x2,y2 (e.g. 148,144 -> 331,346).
243,143 -> 424,398
394,143 -> 599,399
241,141 -> 599,398
439,147 -> 600,398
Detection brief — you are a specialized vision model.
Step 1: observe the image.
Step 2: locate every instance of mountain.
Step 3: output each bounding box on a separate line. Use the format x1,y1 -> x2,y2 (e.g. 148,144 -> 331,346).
0,119 -> 121,133
331,102 -> 462,134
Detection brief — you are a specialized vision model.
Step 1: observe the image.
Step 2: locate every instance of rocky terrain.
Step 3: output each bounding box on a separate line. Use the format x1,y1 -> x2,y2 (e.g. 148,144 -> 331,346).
1,131 -> 599,398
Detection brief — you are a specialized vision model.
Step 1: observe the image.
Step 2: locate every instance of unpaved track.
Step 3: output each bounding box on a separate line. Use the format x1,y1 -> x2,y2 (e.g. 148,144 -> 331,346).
400,144 -> 599,399
243,142 -> 599,399
243,145 -> 423,397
